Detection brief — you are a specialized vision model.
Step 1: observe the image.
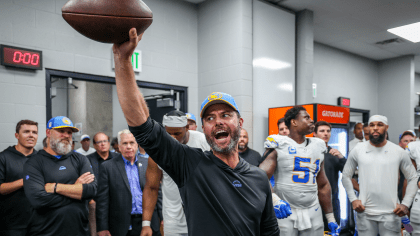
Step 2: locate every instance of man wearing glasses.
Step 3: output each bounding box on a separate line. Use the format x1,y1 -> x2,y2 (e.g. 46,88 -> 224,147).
87,132 -> 120,236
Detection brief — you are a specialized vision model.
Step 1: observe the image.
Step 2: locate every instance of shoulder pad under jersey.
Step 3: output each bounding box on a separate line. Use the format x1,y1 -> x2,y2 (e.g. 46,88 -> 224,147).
264,135 -> 290,149
407,141 -> 420,157
308,137 -> 327,153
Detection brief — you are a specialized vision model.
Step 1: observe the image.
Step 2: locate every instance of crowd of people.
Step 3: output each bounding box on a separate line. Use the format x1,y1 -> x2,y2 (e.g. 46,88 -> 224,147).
1,29 -> 420,236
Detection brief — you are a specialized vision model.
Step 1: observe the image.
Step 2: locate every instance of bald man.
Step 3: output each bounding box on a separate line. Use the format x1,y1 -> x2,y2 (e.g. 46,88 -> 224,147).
238,129 -> 262,166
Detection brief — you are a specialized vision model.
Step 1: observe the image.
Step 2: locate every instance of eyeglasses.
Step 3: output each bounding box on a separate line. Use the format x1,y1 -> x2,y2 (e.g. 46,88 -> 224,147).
95,140 -> 109,145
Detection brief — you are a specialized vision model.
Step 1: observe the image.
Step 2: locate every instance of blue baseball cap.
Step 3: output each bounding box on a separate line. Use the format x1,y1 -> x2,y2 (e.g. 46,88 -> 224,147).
47,116 -> 79,132
186,113 -> 196,122
200,92 -> 240,118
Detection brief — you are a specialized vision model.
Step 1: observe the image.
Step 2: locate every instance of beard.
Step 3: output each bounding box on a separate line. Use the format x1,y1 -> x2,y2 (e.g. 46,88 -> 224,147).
206,123 -> 241,155
238,143 -> 248,151
369,132 -> 385,145
50,137 -> 72,155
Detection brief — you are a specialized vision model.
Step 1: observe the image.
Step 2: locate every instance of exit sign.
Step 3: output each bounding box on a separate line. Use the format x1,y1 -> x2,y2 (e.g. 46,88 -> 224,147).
112,49 -> 142,72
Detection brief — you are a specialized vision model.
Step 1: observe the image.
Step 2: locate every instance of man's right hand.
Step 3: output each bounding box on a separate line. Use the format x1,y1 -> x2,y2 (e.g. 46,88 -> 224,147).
113,28 -> 143,61
76,172 -> 95,184
352,200 -> 365,213
98,230 -> 111,236
140,226 -> 153,236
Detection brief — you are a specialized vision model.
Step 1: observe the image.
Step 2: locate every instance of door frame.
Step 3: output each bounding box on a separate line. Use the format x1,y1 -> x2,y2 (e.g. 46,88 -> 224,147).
45,69 -> 188,122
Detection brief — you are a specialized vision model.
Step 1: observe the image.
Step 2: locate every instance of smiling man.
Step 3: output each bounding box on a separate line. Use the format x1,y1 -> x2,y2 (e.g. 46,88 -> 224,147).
23,116 -> 97,236
112,28 -> 279,236
342,115 -> 418,236
259,106 -> 340,236
0,120 -> 38,236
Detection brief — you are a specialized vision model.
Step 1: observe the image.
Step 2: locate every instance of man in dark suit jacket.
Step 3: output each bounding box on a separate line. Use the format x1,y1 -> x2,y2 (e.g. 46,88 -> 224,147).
96,130 -> 160,236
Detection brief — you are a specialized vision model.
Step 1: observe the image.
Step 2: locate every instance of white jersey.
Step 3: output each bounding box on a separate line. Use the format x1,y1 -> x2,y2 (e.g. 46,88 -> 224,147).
349,138 -> 363,152
75,147 -> 96,156
407,141 -> 420,177
264,135 -> 326,208
342,141 -> 418,216
159,130 -> 210,234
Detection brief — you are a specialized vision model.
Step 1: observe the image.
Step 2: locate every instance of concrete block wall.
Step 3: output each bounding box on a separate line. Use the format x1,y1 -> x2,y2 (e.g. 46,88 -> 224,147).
0,0 -> 198,150
197,0 -> 254,146
313,43 -> 379,114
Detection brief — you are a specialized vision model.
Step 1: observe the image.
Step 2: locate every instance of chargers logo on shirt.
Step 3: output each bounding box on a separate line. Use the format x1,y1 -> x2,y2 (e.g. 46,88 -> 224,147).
288,146 -> 297,154
232,180 -> 242,188
59,166 -> 66,170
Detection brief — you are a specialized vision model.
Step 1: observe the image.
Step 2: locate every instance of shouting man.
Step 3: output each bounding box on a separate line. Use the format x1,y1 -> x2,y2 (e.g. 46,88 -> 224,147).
112,28 -> 279,235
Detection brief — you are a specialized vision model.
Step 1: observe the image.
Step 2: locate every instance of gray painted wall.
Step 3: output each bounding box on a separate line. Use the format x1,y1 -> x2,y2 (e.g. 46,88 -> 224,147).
378,56 -> 415,144
252,0 -> 295,154
313,43 -> 379,114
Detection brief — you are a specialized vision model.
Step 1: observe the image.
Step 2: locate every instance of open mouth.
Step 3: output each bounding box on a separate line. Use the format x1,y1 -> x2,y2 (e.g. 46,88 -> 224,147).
215,130 -> 229,140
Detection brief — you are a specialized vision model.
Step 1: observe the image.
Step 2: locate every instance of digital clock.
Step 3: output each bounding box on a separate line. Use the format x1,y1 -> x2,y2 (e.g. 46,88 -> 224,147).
1,44 -> 42,70
338,97 -> 350,107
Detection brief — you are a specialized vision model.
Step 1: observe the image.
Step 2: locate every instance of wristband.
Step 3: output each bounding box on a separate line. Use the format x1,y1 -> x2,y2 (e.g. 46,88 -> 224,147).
326,213 -> 335,223
142,221 -> 151,227
272,193 -> 280,205
54,183 -> 58,194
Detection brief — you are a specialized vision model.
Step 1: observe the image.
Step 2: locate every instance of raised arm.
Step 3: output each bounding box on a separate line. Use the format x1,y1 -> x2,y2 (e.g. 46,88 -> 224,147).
113,28 -> 149,127
141,158 -> 163,236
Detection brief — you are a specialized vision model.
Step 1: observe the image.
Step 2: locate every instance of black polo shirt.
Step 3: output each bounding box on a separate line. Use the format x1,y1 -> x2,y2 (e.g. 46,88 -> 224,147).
87,151 -> 119,177
239,148 -> 262,167
23,150 -> 97,236
322,146 -> 347,230
129,118 -> 279,236
0,146 -> 37,230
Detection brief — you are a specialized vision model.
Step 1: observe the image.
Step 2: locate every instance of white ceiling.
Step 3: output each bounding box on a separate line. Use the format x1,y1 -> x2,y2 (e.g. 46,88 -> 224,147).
185,0 -> 420,72
266,0 -> 420,72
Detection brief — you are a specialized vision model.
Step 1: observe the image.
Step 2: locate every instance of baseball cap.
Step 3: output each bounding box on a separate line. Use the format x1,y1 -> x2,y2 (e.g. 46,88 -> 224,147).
200,92 -> 240,118
186,113 -> 196,122
47,116 -> 79,132
81,134 -> 90,141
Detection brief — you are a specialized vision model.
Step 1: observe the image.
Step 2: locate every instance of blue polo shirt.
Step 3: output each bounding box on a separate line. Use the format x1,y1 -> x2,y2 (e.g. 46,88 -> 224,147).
122,155 -> 143,215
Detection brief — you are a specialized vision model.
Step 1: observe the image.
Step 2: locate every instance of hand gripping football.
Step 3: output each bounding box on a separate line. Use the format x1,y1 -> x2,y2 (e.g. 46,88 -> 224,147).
62,0 -> 153,44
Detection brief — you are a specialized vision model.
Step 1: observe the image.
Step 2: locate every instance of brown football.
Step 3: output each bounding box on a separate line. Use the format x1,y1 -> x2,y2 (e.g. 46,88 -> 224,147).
62,0 -> 153,44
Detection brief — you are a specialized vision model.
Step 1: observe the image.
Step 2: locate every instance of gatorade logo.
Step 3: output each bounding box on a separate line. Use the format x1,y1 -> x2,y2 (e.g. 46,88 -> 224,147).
232,180 -> 242,188
322,110 -> 344,118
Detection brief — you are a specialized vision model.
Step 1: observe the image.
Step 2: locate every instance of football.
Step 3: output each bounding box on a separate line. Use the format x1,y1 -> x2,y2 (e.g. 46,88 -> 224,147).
62,0 -> 153,44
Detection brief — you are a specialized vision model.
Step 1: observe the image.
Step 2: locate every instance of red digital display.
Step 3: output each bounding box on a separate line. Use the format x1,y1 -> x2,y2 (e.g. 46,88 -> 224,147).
338,97 -> 350,107
1,45 -> 42,70
342,98 -> 350,106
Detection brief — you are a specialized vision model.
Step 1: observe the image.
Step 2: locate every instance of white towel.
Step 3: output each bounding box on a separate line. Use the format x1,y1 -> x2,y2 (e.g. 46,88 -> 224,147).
293,208 -> 312,231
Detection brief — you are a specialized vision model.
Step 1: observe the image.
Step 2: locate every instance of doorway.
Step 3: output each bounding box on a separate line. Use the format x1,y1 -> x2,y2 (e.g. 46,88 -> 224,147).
46,69 -> 188,149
